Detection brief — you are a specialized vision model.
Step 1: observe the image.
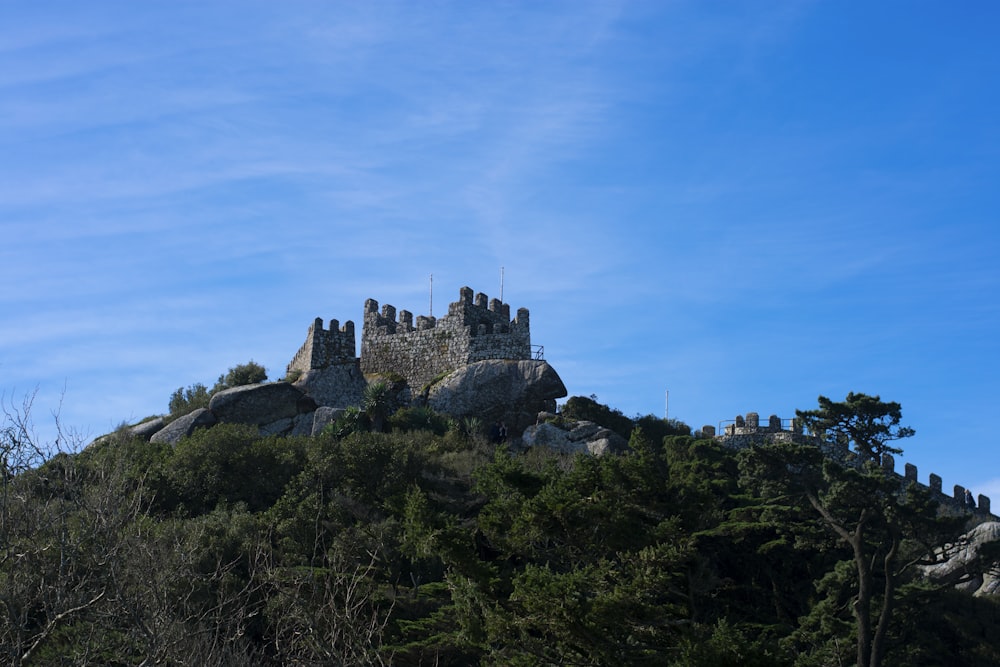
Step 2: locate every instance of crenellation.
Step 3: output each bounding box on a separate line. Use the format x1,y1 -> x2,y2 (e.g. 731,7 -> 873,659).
715,411 -> 995,519
355,286 -> 531,388
399,310 -> 413,332
930,474 -> 942,494
286,317 -> 357,375
294,286 -> 532,392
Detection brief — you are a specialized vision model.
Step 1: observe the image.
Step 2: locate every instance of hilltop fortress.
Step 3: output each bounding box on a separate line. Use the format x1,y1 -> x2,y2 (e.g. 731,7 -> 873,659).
288,286 -> 532,390
134,285 -> 993,524
280,286 -> 564,435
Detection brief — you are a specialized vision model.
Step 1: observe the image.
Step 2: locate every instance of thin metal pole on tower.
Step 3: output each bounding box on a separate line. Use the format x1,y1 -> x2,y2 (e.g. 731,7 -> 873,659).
665,389 -> 669,421
500,266 -> 504,303
429,274 -> 433,317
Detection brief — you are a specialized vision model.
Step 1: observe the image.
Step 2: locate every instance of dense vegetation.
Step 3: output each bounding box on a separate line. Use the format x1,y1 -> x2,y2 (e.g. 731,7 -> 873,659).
1,391 -> 999,666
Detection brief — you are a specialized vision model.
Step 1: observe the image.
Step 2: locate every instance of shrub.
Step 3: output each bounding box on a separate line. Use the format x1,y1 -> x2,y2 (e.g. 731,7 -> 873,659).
214,360 -> 267,392
388,407 -> 451,435
169,383 -> 211,417
560,395 -> 634,439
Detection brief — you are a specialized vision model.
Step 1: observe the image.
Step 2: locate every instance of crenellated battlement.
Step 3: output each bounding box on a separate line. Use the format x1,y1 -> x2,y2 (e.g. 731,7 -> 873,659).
286,317 -> 357,375
288,286 -> 532,390
360,286 -> 530,388
708,412 -> 996,520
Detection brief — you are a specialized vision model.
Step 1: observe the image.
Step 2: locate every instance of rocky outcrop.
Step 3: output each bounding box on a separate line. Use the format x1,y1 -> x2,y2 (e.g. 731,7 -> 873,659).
922,521 -> 1000,596
425,359 -> 567,435
311,406 -> 345,436
128,417 -> 166,440
521,418 -> 628,456
150,408 -> 217,445
209,382 -> 314,426
292,363 -> 367,411
116,352 -> 567,446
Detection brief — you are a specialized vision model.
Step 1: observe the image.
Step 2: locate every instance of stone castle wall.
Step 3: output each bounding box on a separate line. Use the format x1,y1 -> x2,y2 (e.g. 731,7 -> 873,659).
709,412 -> 995,519
287,286 -> 531,389
287,318 -> 357,374
360,286 -> 530,389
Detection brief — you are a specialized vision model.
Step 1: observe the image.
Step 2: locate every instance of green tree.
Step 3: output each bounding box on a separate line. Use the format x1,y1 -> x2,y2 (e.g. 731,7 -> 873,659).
634,414 -> 691,443
743,393 -> 964,667
560,395 -> 635,440
796,392 -> 914,462
168,383 -> 210,417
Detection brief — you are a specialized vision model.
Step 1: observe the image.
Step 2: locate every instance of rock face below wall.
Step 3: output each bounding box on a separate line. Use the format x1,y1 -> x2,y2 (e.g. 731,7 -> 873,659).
425,359 -> 567,434
292,363 -> 367,411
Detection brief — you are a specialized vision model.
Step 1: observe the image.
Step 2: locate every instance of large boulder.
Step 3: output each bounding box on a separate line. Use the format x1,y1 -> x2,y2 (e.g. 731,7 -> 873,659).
128,417 -> 166,440
150,408 -> 217,445
521,419 -> 627,456
209,382 -> 311,426
426,359 -> 567,434
292,362 -> 367,409
311,406 -> 346,436
260,412 -> 315,437
922,521 -> 1000,596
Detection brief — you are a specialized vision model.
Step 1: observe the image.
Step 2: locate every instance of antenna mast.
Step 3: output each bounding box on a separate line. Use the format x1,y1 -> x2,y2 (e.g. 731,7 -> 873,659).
664,389 -> 669,421
429,273 -> 433,317
500,266 -> 504,302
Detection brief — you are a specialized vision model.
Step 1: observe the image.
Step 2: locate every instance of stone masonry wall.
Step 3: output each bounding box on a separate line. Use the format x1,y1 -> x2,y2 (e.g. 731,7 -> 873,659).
287,317 -> 357,375
360,286 -> 530,389
710,412 -> 996,520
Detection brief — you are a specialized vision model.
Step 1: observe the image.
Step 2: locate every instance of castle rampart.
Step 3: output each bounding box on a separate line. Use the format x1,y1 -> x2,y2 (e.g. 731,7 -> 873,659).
360,286 -> 530,389
710,412 -> 996,520
287,317 -> 357,375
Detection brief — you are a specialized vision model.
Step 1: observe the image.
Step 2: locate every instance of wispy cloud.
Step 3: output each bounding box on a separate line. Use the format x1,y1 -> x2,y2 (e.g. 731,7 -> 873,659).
2,1 -> 999,503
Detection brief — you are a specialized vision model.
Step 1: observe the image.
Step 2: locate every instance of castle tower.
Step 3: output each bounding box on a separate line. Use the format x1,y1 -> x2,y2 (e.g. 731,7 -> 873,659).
360,286 -> 530,388
286,317 -> 357,375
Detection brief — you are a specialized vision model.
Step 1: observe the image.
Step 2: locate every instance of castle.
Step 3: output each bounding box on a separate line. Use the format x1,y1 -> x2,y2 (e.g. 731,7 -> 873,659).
708,412 -> 995,519
287,286 -> 532,389
285,287 -> 992,520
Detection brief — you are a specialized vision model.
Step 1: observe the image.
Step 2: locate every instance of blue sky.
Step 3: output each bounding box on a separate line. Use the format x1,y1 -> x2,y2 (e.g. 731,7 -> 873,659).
3,2 -> 998,501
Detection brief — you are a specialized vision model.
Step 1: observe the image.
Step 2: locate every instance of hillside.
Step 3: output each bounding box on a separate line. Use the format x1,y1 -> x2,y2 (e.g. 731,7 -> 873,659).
1,390 -> 999,666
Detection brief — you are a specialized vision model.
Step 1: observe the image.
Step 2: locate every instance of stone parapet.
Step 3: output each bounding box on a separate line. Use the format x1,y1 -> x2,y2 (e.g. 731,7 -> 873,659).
286,318 -> 356,375
288,286 -> 531,392
360,286 -> 530,388
712,411 -> 996,520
